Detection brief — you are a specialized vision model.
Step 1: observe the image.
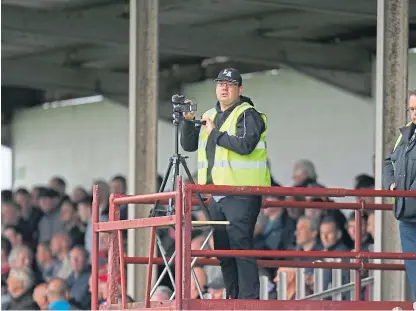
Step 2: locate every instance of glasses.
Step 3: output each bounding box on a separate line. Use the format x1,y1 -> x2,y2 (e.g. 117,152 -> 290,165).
216,81 -> 238,88
408,107 -> 416,113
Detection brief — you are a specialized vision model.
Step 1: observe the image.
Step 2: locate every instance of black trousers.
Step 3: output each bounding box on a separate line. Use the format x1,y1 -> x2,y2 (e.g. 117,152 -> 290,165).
207,195 -> 261,299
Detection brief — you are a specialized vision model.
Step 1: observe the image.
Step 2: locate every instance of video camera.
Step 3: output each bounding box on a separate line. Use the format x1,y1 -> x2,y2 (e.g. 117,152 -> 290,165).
172,94 -> 197,113
171,94 -> 206,126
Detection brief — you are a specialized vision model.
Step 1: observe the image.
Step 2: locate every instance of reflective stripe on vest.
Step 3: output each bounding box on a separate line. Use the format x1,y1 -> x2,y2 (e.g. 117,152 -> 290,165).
197,102 -> 271,186
198,140 -> 266,150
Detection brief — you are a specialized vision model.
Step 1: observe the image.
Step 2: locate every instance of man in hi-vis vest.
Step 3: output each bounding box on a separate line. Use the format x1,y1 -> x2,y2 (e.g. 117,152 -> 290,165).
180,68 -> 271,299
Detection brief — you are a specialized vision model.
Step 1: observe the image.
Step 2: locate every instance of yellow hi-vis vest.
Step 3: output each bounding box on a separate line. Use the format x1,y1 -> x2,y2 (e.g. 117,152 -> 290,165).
197,102 -> 271,186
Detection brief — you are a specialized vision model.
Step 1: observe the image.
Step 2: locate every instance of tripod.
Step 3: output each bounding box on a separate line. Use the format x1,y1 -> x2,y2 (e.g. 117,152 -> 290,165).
149,109 -> 211,220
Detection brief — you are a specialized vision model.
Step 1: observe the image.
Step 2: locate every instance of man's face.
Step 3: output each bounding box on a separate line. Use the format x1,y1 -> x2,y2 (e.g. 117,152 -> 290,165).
320,222 -> 339,249
7,274 -> 21,297
33,284 -> 48,310
14,193 -> 30,211
78,203 -> 91,223
60,201 -> 75,224
39,197 -> 54,213
295,218 -> 316,246
292,166 -> 307,185
215,81 -> 241,107
110,180 -> 125,194
70,248 -> 86,273
1,204 -> 19,225
36,244 -> 50,266
15,249 -> 31,268
409,95 -> 416,124
347,219 -> 367,241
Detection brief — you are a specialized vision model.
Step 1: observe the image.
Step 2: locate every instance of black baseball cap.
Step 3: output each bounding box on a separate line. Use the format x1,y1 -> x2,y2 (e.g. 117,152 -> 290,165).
214,68 -> 242,86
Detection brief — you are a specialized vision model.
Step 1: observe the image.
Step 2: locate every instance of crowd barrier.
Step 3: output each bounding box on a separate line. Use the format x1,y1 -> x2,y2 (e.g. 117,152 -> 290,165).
91,177 -> 416,310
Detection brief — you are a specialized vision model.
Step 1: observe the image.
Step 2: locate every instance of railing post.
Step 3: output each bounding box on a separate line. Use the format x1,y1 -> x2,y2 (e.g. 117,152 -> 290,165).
355,201 -> 364,301
107,194 -> 121,305
91,185 -> 100,311
175,177 -> 183,310
144,227 -> 156,307
182,184 -> 193,305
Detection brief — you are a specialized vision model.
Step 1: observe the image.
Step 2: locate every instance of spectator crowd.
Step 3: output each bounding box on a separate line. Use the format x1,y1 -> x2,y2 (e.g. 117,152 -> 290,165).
1,159 -> 376,309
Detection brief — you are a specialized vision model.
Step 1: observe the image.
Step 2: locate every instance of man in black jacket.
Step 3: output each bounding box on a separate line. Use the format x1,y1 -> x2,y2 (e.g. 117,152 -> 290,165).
180,68 -> 271,299
383,89 -> 416,299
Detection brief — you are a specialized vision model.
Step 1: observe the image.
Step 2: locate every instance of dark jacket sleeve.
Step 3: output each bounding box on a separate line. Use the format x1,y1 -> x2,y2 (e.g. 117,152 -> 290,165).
180,120 -> 201,152
383,152 -> 395,190
210,108 -> 265,155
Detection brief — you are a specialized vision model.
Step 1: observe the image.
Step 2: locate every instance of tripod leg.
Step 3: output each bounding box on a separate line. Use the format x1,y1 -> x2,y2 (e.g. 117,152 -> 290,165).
149,158 -> 173,217
166,157 -> 181,216
179,157 -> 212,221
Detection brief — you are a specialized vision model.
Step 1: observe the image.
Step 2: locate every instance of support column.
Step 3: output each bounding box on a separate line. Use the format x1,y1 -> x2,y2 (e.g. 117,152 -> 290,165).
127,0 -> 158,300
374,0 -> 409,301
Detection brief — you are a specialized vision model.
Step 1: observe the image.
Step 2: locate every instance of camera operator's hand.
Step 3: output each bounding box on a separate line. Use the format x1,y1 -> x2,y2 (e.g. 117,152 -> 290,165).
201,115 -> 215,135
183,99 -> 195,120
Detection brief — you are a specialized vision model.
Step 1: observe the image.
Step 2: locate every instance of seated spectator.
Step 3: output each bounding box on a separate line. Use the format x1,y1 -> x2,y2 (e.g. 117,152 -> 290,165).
50,233 -> 72,280
1,201 -> 32,245
319,216 -> 351,293
48,176 -> 67,199
110,175 -> 128,220
33,283 -> 48,310
46,278 -> 79,310
13,245 -> 43,285
305,198 -> 353,249
151,285 -> 172,301
66,246 -> 91,309
354,174 -> 375,204
71,187 -> 89,205
37,188 -> 64,244
7,267 -> 39,310
254,200 -> 296,252
31,186 -> 46,209
36,243 -> 59,282
78,196 -> 102,261
294,216 -> 323,253
346,212 -> 374,251
14,188 -> 43,244
59,198 -> 85,247
292,159 -> 325,189
293,215 -> 323,289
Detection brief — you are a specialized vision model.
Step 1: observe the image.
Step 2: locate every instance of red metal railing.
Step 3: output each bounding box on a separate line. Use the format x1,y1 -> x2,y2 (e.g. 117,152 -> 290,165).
91,178 -> 416,310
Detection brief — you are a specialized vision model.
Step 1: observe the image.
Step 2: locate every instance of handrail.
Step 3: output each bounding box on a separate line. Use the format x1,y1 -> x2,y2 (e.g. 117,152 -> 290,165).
300,276 -> 374,300
91,179 -> 416,310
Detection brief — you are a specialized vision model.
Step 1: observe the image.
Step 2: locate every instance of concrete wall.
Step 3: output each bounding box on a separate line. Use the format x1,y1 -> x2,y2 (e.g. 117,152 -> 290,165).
11,100 -> 196,191
11,54 -> 416,197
